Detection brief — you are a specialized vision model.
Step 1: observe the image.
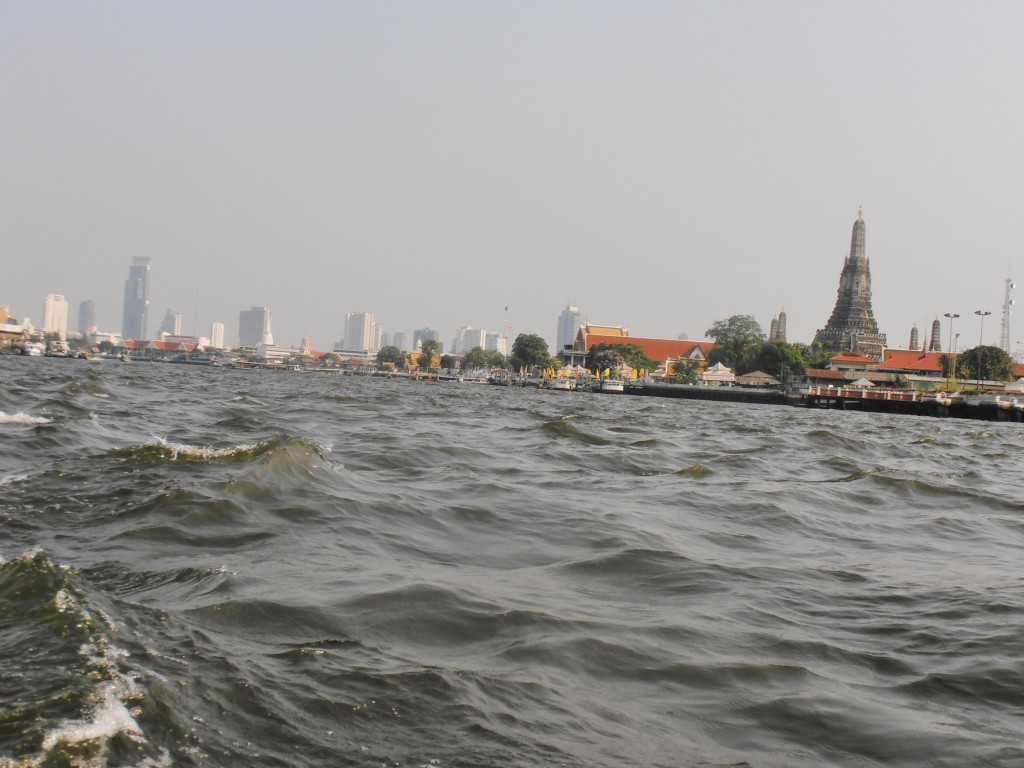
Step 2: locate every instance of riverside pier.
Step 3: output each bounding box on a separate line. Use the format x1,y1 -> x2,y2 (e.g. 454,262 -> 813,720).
625,382 -> 1024,422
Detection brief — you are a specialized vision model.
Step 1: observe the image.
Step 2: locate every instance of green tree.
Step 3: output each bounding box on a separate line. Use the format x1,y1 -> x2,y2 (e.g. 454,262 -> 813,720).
510,334 -> 550,371
418,339 -> 440,369
706,314 -> 766,370
586,342 -> 625,374
673,358 -> 701,384
955,345 -> 1013,386
745,341 -> 806,381
460,346 -> 491,370
486,350 -> 507,368
439,354 -> 457,370
376,345 -> 405,369
705,315 -> 766,348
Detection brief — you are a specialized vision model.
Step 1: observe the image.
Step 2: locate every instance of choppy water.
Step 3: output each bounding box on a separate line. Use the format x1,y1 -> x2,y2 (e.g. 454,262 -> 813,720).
1,358 -> 1023,768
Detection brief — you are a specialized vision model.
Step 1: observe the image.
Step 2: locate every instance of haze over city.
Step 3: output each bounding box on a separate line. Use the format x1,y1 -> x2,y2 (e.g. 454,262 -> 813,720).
4,2 -> 1024,353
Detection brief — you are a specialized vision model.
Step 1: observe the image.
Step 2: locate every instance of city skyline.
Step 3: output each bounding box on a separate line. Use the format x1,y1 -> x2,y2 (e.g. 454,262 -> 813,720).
4,4 -> 1023,353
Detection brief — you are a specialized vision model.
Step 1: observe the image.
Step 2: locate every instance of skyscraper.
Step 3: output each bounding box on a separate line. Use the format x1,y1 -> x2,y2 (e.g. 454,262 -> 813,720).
485,331 -> 508,356
159,309 -> 182,338
812,210 -> 887,360
392,332 -> 408,351
344,312 -> 376,352
210,322 -> 225,349
122,257 -> 151,340
556,305 -> 582,352
42,294 -> 69,340
78,300 -> 97,335
239,306 -> 271,346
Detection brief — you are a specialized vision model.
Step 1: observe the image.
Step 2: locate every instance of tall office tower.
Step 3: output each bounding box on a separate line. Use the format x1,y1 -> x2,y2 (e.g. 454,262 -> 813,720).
485,331 -> 508,356
373,325 -> 384,351
344,312 -> 376,352
453,326 -> 486,354
239,306 -> 272,345
122,257 -> 151,340
928,318 -> 942,352
812,210 -> 887,360
210,322 -> 225,349
380,332 -> 392,349
78,300 -> 97,335
159,309 -> 182,338
909,325 -> 920,351
556,305 -> 582,352
42,294 -> 69,340
392,332 -> 408,351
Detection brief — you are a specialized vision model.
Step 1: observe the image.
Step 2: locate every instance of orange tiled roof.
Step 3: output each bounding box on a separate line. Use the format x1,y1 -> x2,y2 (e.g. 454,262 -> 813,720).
805,368 -> 853,380
829,354 -> 877,365
584,334 -> 714,362
876,350 -> 944,373
582,323 -> 628,337
1013,363 -> 1024,379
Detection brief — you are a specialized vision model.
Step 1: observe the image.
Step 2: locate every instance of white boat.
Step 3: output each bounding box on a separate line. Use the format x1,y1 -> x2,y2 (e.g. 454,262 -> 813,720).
46,340 -> 71,357
21,342 -> 44,356
596,378 -> 625,393
548,378 -> 577,391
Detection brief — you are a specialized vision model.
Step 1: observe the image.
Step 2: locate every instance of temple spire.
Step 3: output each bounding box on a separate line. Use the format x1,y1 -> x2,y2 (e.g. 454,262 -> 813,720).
850,209 -> 866,261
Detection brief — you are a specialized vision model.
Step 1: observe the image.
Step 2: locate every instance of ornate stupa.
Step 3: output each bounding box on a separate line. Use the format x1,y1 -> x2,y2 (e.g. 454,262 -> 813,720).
813,210 -> 887,360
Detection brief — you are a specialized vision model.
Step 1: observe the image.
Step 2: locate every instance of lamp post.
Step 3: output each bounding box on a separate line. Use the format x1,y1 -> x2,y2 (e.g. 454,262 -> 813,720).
975,310 -> 992,391
944,312 -> 959,391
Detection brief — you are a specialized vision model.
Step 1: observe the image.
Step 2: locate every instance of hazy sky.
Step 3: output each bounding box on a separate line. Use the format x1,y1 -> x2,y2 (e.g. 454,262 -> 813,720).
4,2 -> 1024,353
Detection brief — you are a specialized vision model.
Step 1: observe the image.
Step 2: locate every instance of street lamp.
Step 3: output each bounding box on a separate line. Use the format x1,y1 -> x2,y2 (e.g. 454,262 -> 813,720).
975,310 -> 992,391
944,312 -> 959,391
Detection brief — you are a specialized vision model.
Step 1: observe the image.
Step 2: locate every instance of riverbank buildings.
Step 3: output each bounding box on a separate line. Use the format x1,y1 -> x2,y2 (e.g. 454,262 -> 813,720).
813,211 -> 887,361
121,257 -> 151,340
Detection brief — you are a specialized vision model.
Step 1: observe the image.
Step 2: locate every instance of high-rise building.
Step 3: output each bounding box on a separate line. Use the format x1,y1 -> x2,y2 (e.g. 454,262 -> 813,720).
42,294 -> 69,340
453,326 -> 486,354
413,327 -> 441,352
556,305 -> 582,352
78,300 -> 97,335
392,332 -> 408,351
344,312 -> 377,352
485,332 -> 508,356
159,309 -> 182,338
210,322 -> 225,349
812,210 -> 887,360
239,306 -> 272,346
122,257 -> 151,340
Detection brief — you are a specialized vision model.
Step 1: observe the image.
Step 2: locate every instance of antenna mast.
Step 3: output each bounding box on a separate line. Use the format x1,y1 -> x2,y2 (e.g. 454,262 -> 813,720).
1000,276 -> 1016,354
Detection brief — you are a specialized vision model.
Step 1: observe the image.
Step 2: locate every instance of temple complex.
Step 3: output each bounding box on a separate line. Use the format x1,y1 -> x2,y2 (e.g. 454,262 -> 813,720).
813,210 -> 887,361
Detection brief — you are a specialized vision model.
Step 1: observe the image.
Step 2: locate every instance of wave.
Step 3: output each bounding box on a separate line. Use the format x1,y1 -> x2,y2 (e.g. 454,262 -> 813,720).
110,434 -> 331,464
0,410 -> 52,425
0,549 -> 166,766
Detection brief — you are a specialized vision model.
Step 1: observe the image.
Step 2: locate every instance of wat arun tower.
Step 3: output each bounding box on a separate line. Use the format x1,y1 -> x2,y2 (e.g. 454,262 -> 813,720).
813,210 -> 887,361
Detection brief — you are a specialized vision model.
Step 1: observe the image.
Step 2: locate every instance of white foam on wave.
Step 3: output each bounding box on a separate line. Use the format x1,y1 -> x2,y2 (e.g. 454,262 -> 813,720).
148,436 -> 266,460
0,410 -> 52,425
0,472 -> 30,487
41,683 -> 142,750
